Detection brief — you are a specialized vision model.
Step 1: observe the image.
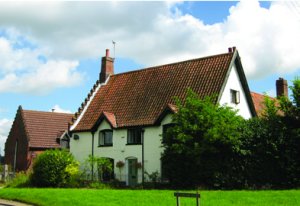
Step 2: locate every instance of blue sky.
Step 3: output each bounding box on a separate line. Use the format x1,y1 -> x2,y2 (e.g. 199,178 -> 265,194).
0,1 -> 300,155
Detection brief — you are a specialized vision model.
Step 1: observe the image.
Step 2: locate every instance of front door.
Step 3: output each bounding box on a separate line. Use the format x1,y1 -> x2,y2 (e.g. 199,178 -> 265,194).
128,158 -> 138,186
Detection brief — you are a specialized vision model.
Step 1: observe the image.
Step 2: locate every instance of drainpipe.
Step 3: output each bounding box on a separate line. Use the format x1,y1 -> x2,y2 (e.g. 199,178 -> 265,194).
141,128 -> 145,187
91,131 -> 95,181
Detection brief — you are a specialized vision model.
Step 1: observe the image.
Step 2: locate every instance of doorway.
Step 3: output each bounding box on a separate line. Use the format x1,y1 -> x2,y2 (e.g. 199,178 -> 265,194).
127,158 -> 138,186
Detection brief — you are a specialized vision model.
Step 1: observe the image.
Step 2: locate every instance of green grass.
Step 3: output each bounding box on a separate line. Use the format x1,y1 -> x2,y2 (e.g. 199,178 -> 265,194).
0,189 -> 299,206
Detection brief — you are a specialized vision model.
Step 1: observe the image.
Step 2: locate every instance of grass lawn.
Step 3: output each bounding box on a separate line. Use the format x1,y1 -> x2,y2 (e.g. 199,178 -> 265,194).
0,189 -> 299,206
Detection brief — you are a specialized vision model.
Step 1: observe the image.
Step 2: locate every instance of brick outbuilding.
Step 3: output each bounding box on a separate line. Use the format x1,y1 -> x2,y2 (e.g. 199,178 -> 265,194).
4,106 -> 73,172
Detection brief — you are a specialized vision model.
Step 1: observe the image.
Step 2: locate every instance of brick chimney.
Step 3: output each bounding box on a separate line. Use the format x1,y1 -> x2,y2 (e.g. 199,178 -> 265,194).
228,46 -> 236,53
276,77 -> 288,98
100,49 -> 114,83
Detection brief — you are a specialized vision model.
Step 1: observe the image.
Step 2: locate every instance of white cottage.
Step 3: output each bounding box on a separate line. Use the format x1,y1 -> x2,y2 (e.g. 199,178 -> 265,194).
69,47 -> 256,186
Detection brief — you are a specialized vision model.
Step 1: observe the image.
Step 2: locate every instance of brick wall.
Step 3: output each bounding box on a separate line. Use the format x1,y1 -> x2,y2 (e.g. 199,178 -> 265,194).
4,108 -> 29,172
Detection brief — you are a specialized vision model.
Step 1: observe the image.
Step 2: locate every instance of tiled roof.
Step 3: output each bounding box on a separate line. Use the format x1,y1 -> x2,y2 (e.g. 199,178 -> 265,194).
73,51 -> 238,131
102,112 -> 117,128
21,109 -> 73,148
251,92 -> 266,117
251,92 -> 279,117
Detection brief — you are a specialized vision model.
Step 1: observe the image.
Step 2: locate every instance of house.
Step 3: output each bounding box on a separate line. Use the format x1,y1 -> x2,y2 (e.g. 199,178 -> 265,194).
69,47 -> 256,186
251,77 -> 288,116
4,106 -> 73,172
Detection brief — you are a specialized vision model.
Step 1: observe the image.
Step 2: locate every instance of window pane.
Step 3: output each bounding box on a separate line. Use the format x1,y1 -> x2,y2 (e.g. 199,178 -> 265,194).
99,132 -> 104,146
105,131 -> 113,144
99,130 -> 113,146
230,89 -> 240,104
128,129 -> 141,144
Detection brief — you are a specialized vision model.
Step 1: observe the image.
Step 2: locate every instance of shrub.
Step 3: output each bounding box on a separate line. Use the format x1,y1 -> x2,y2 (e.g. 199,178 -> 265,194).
5,172 -> 31,188
88,182 -> 112,189
30,149 -> 79,187
161,89 -> 244,188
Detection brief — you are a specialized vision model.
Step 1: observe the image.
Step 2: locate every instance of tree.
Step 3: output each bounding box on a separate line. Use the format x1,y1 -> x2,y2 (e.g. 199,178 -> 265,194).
161,89 -> 245,188
279,78 -> 300,126
240,115 -> 287,188
31,149 -> 79,187
241,78 -> 300,188
279,78 -> 300,187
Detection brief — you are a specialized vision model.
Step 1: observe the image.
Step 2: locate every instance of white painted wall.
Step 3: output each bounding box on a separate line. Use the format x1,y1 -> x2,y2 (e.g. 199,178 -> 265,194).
70,115 -> 173,185
70,131 -> 92,164
70,64 -> 254,184
219,64 -> 252,119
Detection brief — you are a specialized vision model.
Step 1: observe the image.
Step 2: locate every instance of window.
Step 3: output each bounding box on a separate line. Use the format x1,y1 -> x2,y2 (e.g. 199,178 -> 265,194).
127,129 -> 142,145
230,89 -> 240,104
99,130 -> 113,146
60,136 -> 70,149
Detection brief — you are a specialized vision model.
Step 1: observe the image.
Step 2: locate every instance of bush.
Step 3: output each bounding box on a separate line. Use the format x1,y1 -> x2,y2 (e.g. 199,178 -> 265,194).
5,172 -> 31,188
88,182 -> 112,189
161,89 -> 245,188
30,149 -> 79,187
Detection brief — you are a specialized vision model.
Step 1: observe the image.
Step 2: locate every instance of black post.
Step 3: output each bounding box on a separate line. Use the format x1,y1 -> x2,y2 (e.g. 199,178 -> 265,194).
91,132 -> 95,181
141,128 -> 145,187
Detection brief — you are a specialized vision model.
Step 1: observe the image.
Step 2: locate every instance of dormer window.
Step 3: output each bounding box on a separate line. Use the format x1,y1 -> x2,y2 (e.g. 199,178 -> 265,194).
99,130 -> 113,147
231,89 -> 240,104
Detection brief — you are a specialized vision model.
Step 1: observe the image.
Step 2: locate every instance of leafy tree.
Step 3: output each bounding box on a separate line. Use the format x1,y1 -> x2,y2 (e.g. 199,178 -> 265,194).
31,149 -> 79,187
279,78 -> 300,186
280,78 -> 300,126
241,78 -> 300,188
161,89 -> 245,188
240,115 -> 287,188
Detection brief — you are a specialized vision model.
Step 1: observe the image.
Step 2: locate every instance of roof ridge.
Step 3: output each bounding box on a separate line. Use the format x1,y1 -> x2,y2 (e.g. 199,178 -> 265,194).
251,91 -> 277,101
70,80 -> 101,126
23,109 -> 73,115
251,91 -> 264,95
112,52 -> 233,77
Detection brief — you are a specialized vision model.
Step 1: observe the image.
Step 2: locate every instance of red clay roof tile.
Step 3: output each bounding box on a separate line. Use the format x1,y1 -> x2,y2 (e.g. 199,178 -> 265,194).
250,92 -> 279,117
21,110 -> 73,148
103,112 -> 117,128
73,52 -> 236,131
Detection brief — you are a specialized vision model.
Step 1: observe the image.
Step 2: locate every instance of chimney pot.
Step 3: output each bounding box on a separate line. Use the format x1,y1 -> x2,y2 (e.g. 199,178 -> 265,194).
228,47 -> 233,53
106,49 -> 109,57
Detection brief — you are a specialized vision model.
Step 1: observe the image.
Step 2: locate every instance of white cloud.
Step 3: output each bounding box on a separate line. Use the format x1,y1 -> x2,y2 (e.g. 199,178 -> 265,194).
0,1 -> 299,82
222,1 -> 300,78
0,32 -> 83,94
0,118 -> 13,156
50,105 -> 72,114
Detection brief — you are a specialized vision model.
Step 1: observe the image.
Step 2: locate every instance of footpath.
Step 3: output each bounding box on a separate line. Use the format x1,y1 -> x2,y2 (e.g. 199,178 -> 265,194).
0,199 -> 33,206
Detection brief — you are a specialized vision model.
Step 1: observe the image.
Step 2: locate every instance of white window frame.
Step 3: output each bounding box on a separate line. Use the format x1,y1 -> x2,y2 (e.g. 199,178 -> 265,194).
230,89 -> 240,104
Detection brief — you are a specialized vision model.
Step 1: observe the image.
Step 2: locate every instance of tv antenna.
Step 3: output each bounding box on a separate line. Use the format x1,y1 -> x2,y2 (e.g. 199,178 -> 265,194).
112,40 -> 116,59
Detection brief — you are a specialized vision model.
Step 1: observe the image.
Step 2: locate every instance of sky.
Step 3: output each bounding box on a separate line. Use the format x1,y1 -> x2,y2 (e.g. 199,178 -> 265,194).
0,1 -> 300,155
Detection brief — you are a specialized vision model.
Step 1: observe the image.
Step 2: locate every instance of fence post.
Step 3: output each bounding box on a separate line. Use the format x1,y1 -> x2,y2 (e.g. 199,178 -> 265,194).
4,164 -> 8,182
